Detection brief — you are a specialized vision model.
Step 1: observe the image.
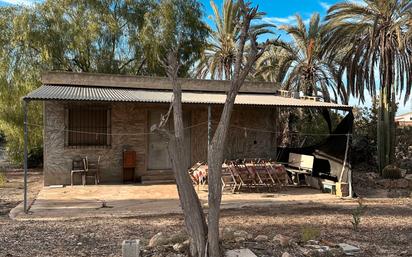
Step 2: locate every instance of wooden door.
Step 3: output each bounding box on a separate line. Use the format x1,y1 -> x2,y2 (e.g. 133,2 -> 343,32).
147,110 -> 191,170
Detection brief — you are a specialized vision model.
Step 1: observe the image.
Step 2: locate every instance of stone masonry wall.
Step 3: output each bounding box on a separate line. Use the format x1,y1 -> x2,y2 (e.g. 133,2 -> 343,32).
44,102 -> 278,185
44,101 -> 147,185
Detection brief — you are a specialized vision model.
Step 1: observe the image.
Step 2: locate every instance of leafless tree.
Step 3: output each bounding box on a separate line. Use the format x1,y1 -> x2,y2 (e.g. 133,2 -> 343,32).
152,1 -> 272,256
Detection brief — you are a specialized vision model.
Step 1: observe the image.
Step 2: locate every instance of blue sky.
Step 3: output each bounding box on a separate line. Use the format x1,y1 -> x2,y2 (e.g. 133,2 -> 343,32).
204,0 -> 410,114
1,0 -> 410,114
201,0 -> 342,28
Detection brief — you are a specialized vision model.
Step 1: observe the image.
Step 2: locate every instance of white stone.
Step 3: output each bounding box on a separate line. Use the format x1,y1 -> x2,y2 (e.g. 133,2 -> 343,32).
307,240 -> 319,245
148,232 -> 168,247
254,235 -> 268,242
122,239 -> 140,257
273,234 -> 291,247
221,227 -> 236,240
338,243 -> 360,255
282,252 -> 294,257
225,249 -> 257,257
234,230 -> 249,238
173,243 -> 185,253
235,237 -> 246,243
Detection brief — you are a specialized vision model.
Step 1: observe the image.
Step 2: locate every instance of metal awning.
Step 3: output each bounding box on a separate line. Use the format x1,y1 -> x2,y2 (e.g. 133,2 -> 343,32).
24,85 -> 352,110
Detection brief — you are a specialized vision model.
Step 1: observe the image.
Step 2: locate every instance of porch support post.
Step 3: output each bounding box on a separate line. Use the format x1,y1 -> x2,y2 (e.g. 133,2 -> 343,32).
23,100 -> 29,213
207,104 -> 212,148
273,107 -> 278,160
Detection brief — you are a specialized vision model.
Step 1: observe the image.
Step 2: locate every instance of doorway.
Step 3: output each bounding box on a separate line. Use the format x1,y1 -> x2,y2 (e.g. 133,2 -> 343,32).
147,110 -> 191,170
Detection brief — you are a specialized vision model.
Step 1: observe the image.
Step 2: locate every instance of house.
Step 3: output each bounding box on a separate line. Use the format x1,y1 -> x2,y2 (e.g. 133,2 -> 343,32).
23,72 -> 352,186
395,112 -> 412,127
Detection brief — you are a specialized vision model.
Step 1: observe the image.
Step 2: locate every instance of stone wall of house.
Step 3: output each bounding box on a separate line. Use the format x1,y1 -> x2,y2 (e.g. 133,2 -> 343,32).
44,102 -> 278,185
44,101 -> 147,185
190,106 -> 278,162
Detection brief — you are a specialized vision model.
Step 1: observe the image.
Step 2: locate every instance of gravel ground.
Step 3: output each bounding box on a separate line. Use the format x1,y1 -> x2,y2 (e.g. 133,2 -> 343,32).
1,171 -> 411,257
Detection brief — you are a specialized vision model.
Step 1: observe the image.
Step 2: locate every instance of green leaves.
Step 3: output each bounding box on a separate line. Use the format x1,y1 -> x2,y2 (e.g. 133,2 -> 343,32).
0,0 -> 209,164
269,13 -> 347,104
196,0 -> 274,80
141,0 -> 208,77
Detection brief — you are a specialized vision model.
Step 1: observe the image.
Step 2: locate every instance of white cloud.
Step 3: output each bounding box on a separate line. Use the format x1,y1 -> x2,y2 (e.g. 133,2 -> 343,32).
0,0 -> 37,6
263,16 -> 295,26
263,15 -> 310,27
319,0 -> 366,11
319,1 -> 331,11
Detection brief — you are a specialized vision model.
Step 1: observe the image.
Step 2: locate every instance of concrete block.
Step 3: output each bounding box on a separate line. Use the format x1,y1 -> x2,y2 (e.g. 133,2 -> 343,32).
122,239 -> 140,257
226,249 -> 257,257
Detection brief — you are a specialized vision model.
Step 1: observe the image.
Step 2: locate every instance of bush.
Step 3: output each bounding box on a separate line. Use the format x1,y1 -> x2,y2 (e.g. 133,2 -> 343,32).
301,226 -> 321,242
28,146 -> 43,168
351,198 -> 367,231
0,171 -> 5,187
382,165 -> 402,179
0,131 -> 5,144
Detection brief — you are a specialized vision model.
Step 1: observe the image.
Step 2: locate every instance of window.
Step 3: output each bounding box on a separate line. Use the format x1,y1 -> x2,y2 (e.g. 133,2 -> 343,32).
66,107 -> 111,147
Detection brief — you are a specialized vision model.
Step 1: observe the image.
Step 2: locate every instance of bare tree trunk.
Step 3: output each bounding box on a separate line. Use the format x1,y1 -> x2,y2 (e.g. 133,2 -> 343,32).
156,2 -> 273,256
155,53 -> 207,257
207,90 -> 238,257
206,4 -> 270,254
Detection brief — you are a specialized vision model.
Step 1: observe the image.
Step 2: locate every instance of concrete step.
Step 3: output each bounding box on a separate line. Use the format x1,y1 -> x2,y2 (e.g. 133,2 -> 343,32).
141,179 -> 175,185
141,170 -> 175,184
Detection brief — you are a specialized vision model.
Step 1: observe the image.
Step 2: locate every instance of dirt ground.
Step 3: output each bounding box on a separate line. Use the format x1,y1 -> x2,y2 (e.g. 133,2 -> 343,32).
0,170 -> 43,217
1,170 -> 412,257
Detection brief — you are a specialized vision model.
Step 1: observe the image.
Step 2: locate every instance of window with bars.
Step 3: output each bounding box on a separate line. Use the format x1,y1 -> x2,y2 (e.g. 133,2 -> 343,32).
65,107 -> 111,147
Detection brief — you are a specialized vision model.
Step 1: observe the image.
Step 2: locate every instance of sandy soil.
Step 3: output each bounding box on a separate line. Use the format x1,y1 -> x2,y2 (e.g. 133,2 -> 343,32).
0,170 -> 43,217
0,171 -> 411,257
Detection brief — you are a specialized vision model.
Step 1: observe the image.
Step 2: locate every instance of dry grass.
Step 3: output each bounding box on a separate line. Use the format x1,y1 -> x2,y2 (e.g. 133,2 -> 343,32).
0,170 -> 5,187
0,170 -> 411,257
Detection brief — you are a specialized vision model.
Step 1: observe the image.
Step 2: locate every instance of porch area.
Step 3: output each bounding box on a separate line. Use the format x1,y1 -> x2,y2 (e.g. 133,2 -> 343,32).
19,184 -> 340,220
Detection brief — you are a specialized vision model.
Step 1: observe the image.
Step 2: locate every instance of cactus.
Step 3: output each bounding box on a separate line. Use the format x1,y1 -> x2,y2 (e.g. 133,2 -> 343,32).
382,165 -> 402,179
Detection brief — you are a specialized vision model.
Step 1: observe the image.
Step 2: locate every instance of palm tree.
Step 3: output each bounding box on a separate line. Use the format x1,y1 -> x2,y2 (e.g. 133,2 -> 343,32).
254,45 -> 294,83
196,0 -> 273,80
273,13 -> 348,103
325,0 -> 412,173
196,0 -> 239,80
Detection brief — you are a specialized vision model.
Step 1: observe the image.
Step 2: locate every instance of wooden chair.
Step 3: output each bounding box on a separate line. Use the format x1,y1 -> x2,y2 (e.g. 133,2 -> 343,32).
265,161 -> 290,188
84,156 -> 101,185
221,162 -> 237,193
252,159 -> 276,191
229,160 -> 254,192
71,156 -> 86,186
188,162 -> 205,185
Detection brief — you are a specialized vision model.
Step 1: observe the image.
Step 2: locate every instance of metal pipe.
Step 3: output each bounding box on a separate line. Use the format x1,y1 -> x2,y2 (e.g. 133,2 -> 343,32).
23,100 -> 29,213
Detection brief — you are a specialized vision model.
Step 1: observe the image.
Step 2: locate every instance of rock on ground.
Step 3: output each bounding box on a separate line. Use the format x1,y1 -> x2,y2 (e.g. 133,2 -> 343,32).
226,249 -> 257,257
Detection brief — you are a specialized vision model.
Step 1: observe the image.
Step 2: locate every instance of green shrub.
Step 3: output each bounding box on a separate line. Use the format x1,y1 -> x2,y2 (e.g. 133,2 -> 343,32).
301,226 -> 321,242
351,198 -> 367,231
382,165 -> 402,179
28,146 -> 43,168
0,171 -> 6,187
0,131 -> 5,144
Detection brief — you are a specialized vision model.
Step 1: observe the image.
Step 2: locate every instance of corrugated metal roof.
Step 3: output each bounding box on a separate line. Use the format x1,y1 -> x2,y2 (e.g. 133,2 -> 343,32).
24,85 -> 352,109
